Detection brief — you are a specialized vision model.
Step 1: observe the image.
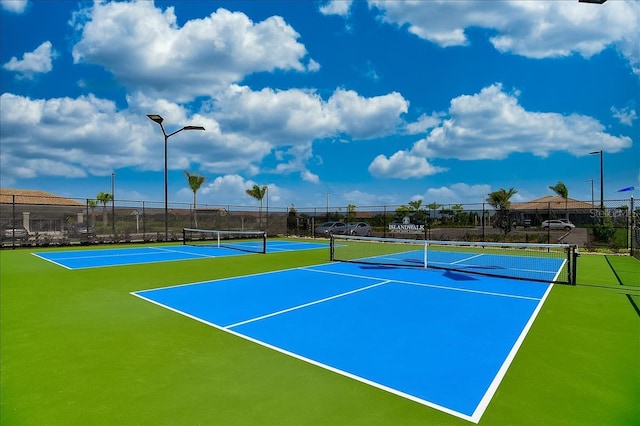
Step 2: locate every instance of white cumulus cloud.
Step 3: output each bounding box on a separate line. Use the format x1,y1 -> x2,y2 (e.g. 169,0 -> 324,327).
611,106 -> 637,126
1,0 -> 28,13
71,2 -> 314,101
368,151 -> 448,179
415,83 -> 632,160
369,83 -> 632,179
369,0 -> 640,74
3,41 -> 56,79
320,0 -> 353,17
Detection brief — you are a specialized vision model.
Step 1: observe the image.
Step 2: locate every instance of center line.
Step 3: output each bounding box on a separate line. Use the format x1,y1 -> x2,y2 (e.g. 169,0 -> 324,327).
224,280 -> 391,329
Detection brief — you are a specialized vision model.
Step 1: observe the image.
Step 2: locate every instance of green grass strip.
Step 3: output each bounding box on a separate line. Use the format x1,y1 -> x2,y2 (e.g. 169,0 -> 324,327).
2,242 -> 639,425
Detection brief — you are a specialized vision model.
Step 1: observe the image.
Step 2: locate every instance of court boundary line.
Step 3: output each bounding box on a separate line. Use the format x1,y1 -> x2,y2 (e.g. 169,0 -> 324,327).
30,252 -> 73,270
131,284 -> 477,423
471,283 -> 554,422
30,241 -> 328,269
36,246 -> 215,261
132,263 -> 556,423
30,245 -> 252,270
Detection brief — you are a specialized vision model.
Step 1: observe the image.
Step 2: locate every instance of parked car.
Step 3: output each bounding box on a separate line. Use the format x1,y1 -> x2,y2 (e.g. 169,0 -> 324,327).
315,221 -> 347,236
541,219 -> 575,231
1,224 -> 30,242
66,224 -> 96,239
346,222 -> 372,236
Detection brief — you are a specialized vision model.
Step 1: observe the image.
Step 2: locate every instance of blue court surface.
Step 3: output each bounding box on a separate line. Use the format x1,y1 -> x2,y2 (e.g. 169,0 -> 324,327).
32,240 -> 328,269
132,261 -> 554,423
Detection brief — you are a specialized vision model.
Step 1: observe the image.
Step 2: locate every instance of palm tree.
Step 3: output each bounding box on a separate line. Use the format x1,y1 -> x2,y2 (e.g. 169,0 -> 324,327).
346,203 -> 357,224
395,199 -> 428,224
408,200 -> 423,211
486,188 -> 517,234
549,181 -> 569,219
451,204 -> 464,225
87,199 -> 97,226
245,184 -> 268,230
427,202 -> 441,226
184,171 -> 206,228
96,192 -> 113,227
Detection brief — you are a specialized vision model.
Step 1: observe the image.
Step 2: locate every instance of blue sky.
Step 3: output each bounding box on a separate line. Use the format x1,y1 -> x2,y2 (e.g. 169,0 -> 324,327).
1,0 -> 638,210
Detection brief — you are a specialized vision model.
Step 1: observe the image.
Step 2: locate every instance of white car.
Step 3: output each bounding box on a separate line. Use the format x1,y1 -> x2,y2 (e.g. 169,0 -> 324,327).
541,219 -> 575,231
346,222 -> 372,236
315,221 -> 347,236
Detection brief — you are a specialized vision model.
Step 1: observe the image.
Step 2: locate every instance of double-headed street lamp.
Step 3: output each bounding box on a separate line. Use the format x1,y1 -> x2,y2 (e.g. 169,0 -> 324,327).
147,114 -> 205,241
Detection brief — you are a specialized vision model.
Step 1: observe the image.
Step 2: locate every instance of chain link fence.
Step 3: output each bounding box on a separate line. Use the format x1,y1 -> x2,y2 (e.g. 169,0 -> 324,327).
1,194 -> 637,256
288,199 -> 637,251
0,194 -> 287,248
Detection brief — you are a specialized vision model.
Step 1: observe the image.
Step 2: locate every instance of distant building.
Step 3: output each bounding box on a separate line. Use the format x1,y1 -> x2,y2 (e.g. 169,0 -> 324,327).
1,188 -> 85,233
511,195 -> 595,226
0,188 -> 84,206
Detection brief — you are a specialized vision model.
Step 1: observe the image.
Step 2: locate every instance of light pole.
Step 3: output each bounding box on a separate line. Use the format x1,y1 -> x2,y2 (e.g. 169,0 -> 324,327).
586,179 -> 594,207
265,185 -> 269,232
147,114 -> 205,241
589,150 -> 604,211
326,192 -> 330,222
586,179 -> 594,224
111,172 -> 116,238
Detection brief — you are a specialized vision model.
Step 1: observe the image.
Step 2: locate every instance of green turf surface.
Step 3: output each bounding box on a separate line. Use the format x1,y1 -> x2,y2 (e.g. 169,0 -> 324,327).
1,241 -> 639,425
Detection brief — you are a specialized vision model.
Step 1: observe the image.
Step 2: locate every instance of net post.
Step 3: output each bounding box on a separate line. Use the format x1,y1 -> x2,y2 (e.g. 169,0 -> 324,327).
262,231 -> 267,254
182,228 -> 186,245
217,231 -> 221,248
330,234 -> 335,261
569,245 -> 578,286
423,240 -> 428,269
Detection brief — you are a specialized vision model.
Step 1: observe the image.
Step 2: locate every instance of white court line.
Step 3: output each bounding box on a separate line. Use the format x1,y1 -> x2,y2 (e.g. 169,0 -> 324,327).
376,251 -> 562,279
30,252 -> 73,270
149,246 -> 218,259
34,247 -> 181,262
130,288 -> 476,422
470,283 -> 554,423
429,259 -> 559,276
450,253 -> 484,264
37,250 -> 156,261
300,266 -> 542,301
224,280 -> 390,329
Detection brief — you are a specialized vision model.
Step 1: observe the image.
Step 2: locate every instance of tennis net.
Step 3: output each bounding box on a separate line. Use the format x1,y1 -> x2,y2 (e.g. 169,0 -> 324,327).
183,228 -> 267,254
330,234 -> 578,285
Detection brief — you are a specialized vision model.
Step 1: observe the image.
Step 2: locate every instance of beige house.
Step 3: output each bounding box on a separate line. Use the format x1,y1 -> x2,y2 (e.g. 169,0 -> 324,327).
0,188 -> 85,233
511,195 -> 596,226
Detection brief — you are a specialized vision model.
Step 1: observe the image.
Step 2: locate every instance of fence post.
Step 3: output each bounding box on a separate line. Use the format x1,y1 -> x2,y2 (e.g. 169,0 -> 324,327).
482,203 -> 485,242
384,205 -> 387,238
142,201 -> 146,241
630,196 -> 635,255
11,194 -> 16,249
547,202 -> 551,243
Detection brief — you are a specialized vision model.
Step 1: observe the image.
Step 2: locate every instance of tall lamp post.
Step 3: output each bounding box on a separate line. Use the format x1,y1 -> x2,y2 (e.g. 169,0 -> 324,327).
326,192 -> 330,222
111,172 -> 116,238
586,179 -> 594,224
589,150 -> 604,211
147,114 -> 205,241
586,179 -> 594,207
